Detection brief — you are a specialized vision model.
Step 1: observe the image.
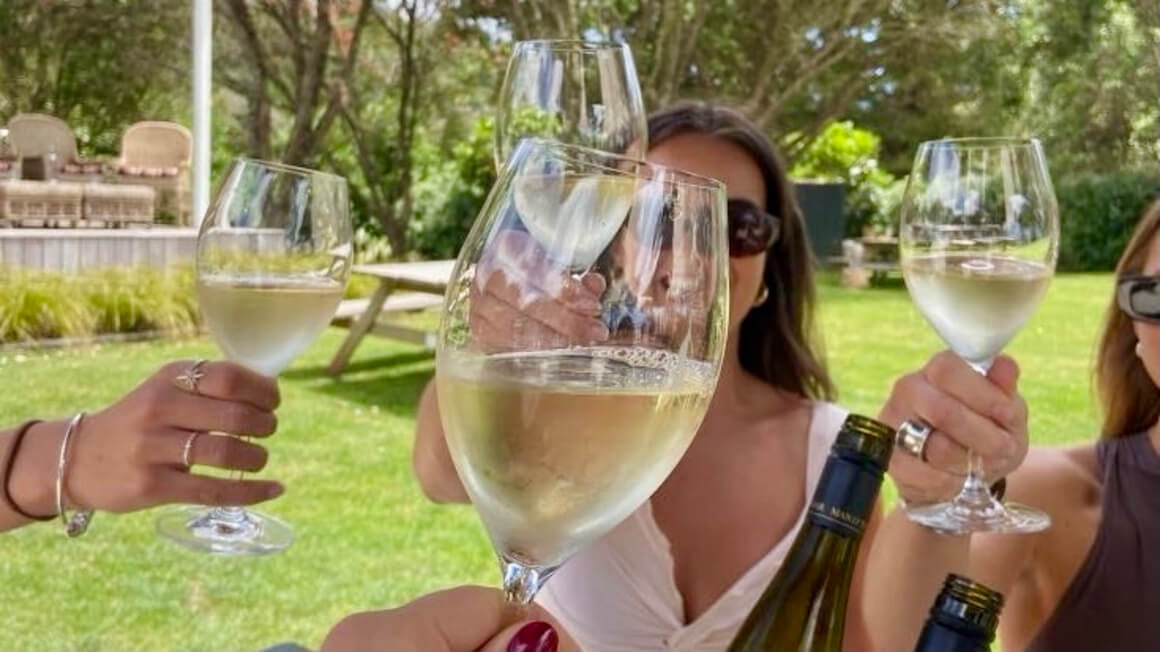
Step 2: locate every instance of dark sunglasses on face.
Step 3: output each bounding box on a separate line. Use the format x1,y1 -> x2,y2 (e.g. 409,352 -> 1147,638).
1118,275 -> 1160,323
728,199 -> 780,257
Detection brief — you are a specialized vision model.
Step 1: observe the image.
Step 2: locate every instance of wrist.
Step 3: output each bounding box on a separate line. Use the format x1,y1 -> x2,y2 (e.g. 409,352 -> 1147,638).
9,420 -> 67,519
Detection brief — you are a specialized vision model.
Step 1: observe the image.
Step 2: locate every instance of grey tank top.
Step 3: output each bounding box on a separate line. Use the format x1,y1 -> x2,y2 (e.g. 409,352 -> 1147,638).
1028,431 -> 1160,652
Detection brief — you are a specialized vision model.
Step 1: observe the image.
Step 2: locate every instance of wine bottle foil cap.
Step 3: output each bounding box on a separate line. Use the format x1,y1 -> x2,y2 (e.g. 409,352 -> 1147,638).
932,574 -> 1005,633
833,414 -> 895,471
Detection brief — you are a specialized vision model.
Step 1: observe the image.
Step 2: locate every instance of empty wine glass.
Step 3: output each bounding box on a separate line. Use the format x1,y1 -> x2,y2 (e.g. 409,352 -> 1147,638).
437,138 -> 728,610
899,137 -> 1059,534
494,39 -> 647,169
156,158 -> 352,555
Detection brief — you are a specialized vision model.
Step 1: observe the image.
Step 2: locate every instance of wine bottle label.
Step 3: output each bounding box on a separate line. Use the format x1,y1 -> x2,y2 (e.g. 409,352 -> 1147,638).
807,455 -> 881,537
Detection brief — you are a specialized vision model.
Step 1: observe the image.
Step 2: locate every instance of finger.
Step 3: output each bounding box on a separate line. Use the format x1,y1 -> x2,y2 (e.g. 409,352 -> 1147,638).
987,354 -> 1021,396
155,430 -> 269,472
923,351 -> 1023,433
469,300 -> 570,352
471,283 -> 608,345
480,235 -> 604,314
890,372 -> 1012,460
167,359 -> 280,410
580,271 -> 606,296
156,470 -> 284,506
890,453 -> 964,505
164,393 -> 278,437
918,429 -> 970,475
480,620 -> 559,652
404,586 -> 568,652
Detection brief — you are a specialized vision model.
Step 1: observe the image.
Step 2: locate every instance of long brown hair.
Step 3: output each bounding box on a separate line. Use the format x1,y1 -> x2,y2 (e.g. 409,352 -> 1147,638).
647,102 -> 835,400
1096,200 -> 1160,438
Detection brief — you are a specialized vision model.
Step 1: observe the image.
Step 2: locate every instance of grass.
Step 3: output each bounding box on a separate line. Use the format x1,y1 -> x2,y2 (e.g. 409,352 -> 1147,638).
0,272 -> 1111,650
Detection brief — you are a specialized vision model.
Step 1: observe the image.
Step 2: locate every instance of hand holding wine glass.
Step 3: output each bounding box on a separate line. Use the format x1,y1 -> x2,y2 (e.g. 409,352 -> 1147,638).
436,139 -> 728,610
156,158 -> 352,555
897,137 -> 1058,534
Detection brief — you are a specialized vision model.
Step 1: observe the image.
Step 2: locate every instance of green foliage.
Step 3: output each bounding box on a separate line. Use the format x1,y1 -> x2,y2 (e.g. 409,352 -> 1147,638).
791,121 -> 897,235
0,0 -> 190,157
1055,169 -> 1159,272
408,115 -> 497,258
0,267 -> 198,343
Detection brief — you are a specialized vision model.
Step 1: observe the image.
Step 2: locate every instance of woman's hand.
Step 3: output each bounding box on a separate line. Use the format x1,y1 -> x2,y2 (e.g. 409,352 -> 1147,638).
10,359 -> 284,517
878,351 -> 1029,504
321,586 -> 568,652
470,229 -> 608,351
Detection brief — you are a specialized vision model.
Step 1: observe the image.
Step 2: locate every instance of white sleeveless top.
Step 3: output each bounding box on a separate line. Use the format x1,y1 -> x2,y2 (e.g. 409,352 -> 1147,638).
536,402 -> 848,652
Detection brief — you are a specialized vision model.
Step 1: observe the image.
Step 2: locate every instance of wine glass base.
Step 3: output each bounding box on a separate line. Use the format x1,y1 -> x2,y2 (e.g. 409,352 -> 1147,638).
904,499 -> 1051,535
155,505 -> 294,556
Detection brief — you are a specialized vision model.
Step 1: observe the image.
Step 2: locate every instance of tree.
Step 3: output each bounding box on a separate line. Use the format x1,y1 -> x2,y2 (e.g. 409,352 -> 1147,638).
0,0 -> 190,155
214,0 -> 374,165
332,0 -> 443,251
453,0 -> 1000,159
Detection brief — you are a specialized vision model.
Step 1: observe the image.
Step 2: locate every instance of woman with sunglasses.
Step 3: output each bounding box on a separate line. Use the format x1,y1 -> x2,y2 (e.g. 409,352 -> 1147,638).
863,201 -> 1160,652
411,102 -> 1029,650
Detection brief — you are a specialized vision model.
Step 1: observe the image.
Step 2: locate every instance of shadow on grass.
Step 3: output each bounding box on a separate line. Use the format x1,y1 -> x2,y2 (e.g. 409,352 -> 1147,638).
286,349 -> 435,417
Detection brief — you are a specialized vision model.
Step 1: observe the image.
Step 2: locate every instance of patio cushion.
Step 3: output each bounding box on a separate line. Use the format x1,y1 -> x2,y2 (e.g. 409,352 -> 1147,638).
61,159 -> 104,174
118,164 -> 180,178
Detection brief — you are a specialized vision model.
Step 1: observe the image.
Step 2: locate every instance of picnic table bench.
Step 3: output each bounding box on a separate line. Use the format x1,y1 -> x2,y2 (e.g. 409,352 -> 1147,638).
327,260 -> 455,376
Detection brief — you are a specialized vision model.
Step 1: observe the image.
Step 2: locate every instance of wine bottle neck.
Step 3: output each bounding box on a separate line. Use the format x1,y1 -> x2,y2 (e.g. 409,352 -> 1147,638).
806,451 -> 883,538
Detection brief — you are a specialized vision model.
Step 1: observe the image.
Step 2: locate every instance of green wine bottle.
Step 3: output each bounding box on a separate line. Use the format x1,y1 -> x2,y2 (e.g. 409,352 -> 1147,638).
912,574 -> 1004,652
727,414 -> 895,652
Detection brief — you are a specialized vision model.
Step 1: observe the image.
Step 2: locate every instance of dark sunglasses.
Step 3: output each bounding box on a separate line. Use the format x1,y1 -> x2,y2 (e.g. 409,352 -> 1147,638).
1118,275 -> 1160,323
728,199 -> 780,257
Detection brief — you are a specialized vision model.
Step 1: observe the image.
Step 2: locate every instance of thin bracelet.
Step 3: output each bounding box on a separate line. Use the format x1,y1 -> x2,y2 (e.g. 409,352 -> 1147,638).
2,420 -> 54,521
55,413 -> 94,537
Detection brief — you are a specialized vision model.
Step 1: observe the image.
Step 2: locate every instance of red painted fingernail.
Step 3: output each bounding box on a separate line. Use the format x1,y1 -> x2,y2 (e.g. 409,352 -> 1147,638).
507,621 -> 558,652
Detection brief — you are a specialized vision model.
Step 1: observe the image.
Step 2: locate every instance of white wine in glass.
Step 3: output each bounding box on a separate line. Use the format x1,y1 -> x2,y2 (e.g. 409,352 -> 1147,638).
156,158 -> 352,555
198,275 -> 344,377
437,139 -> 729,607
899,137 -> 1059,534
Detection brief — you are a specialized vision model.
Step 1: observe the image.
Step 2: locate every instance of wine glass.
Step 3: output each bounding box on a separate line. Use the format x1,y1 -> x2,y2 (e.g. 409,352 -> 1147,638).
156,158 -> 352,555
437,138 -> 728,609
899,137 -> 1059,534
494,39 -> 647,169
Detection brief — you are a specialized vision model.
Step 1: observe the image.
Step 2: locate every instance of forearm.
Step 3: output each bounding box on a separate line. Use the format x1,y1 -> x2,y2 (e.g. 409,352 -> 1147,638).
0,420 -> 68,532
861,508 -> 970,650
412,381 -> 469,503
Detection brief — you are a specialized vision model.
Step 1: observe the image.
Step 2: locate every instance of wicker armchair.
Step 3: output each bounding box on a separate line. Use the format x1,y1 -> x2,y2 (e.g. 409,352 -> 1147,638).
113,121 -> 192,224
6,113 -> 104,182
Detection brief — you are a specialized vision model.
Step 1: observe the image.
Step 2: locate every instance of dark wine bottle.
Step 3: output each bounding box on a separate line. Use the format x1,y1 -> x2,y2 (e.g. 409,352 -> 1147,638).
913,574 -> 1004,652
727,414 -> 895,652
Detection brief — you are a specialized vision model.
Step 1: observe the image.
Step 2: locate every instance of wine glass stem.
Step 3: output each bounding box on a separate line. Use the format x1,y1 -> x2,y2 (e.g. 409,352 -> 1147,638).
951,356 -> 1002,512
954,450 -> 996,511
208,434 -> 251,521
500,557 -> 556,624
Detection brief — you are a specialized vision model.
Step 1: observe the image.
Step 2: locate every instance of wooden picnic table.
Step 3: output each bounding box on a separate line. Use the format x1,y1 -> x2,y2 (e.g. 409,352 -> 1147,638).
327,259 -> 456,376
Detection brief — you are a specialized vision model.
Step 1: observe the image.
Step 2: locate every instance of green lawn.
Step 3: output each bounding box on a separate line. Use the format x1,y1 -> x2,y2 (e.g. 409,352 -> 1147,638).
0,273 -> 1111,650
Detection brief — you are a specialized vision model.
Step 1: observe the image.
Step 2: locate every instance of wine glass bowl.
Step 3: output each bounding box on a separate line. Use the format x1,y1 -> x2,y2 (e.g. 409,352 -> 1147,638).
437,138 -> 728,604
495,39 -> 647,169
899,137 -> 1058,534
156,158 -> 352,555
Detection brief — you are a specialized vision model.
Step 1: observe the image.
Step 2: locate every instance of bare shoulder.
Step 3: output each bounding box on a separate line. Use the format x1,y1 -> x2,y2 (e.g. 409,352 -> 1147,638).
1008,444 -> 1101,510
967,443 -> 1101,593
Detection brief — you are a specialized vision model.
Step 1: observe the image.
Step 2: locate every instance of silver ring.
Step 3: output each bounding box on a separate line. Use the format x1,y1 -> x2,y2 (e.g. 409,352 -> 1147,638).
174,359 -> 208,395
181,432 -> 201,469
896,418 -> 934,462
